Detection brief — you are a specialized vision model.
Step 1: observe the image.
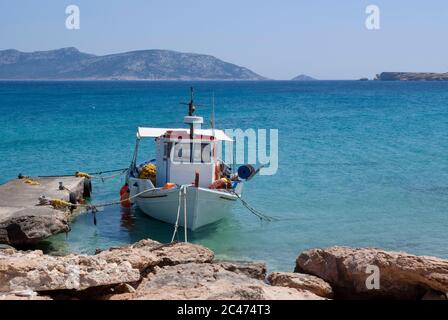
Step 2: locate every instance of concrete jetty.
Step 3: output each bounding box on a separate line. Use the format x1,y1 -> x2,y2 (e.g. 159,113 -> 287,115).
0,176 -> 89,246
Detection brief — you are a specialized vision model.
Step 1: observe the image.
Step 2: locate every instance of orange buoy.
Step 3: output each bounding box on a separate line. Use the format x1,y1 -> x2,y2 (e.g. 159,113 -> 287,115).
119,183 -> 128,196
161,182 -> 176,190
120,186 -> 131,208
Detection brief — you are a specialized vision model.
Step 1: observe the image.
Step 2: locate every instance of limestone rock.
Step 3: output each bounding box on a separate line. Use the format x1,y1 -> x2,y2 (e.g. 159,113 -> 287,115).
0,239 -> 214,294
267,272 -> 333,298
96,240 -> 214,272
296,247 -> 448,299
0,209 -> 70,245
215,261 -> 267,280
0,176 -> 86,245
0,248 -> 140,292
110,263 -> 324,300
0,293 -> 52,300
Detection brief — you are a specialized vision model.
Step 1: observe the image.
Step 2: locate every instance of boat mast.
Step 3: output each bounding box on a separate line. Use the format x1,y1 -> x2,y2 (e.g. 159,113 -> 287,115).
188,87 -> 195,140
181,87 -> 196,163
181,87 -> 206,163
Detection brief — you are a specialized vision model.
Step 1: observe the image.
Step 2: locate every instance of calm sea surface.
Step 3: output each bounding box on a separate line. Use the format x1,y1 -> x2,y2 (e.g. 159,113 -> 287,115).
0,81 -> 447,271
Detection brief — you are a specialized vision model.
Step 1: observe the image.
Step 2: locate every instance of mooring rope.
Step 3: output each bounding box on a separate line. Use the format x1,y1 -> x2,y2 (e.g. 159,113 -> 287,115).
230,190 -> 278,222
46,186 -> 162,213
171,185 -> 185,243
89,168 -> 129,181
36,167 -> 128,180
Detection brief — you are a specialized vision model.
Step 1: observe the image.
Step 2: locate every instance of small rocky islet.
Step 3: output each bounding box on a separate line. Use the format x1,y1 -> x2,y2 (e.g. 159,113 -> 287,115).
1,239 -> 447,300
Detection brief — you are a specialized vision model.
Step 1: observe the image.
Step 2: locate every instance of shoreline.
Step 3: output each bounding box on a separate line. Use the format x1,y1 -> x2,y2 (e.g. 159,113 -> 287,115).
1,239 -> 447,300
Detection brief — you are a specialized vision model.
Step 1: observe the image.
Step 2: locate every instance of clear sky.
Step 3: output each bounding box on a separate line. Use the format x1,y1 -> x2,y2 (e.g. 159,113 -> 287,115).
1,0 -> 447,79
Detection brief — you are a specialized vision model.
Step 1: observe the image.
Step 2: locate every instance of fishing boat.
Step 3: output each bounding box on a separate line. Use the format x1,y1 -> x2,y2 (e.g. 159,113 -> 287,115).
124,88 -> 258,231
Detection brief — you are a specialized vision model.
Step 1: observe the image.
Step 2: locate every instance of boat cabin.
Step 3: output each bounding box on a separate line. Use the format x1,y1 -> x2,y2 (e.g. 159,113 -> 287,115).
135,119 -> 233,188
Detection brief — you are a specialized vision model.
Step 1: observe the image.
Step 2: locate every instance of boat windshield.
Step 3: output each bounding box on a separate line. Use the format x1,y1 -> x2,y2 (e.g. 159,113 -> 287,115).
171,142 -> 212,163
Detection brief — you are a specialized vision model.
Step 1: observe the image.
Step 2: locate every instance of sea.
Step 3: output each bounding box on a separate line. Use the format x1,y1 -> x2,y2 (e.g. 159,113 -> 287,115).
0,80 -> 447,271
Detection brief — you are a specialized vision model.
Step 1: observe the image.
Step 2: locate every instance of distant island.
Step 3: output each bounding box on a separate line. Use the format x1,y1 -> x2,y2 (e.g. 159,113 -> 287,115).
291,74 -> 316,81
0,47 -> 267,80
376,72 -> 448,81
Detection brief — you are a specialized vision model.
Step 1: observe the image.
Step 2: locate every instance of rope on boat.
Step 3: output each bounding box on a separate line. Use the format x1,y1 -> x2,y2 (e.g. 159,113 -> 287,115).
171,185 -> 184,243
184,185 -> 188,243
230,190 -> 278,222
44,186 -> 162,217
171,185 -> 190,243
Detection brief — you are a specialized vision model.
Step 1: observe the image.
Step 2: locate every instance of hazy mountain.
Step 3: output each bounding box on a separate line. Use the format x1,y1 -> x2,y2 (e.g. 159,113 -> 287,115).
375,72 -> 448,81
291,74 -> 316,81
0,47 -> 266,80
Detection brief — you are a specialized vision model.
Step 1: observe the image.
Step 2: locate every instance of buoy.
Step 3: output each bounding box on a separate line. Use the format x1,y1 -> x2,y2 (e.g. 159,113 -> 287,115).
161,182 -> 176,190
120,188 -> 131,208
119,183 -> 129,196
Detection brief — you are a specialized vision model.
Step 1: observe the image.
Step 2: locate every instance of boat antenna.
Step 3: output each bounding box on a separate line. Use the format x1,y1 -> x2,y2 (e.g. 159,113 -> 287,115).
188,87 -> 195,116
211,92 -> 217,162
210,92 -> 215,131
180,87 -> 196,146
180,87 -> 206,162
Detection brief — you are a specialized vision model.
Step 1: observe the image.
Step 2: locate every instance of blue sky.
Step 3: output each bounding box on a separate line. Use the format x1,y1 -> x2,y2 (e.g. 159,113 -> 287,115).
0,0 -> 447,79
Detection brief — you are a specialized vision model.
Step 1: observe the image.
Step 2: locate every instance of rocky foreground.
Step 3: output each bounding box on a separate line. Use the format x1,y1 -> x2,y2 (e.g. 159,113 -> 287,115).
0,240 -> 447,300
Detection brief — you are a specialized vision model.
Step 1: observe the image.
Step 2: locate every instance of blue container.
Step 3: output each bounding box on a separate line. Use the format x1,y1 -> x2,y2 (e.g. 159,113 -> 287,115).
237,164 -> 255,180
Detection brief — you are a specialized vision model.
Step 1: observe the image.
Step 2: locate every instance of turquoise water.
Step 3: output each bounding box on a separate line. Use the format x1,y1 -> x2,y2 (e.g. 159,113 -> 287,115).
0,81 -> 447,271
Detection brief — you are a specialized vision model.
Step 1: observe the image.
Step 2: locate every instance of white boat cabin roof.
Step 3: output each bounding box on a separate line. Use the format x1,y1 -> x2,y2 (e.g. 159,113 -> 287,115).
137,127 -> 233,142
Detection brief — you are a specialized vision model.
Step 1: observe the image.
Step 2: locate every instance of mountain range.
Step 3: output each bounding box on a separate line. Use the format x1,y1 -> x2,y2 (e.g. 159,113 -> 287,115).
0,47 -> 266,80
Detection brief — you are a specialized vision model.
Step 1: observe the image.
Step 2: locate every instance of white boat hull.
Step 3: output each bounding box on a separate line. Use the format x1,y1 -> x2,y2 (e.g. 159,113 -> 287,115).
130,181 -> 240,230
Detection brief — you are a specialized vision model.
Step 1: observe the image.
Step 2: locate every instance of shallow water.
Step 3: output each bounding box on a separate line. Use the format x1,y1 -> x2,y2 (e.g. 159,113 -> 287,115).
0,80 -> 447,271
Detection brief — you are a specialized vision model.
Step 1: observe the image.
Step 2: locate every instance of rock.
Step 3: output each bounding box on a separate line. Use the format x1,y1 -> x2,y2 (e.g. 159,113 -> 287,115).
296,247 -> 448,299
96,240 -> 214,273
215,261 -> 267,280
260,286 -> 323,300
109,263 -> 324,300
377,72 -> 448,81
0,176 -> 86,245
0,293 -> 52,300
0,209 -> 70,245
0,239 -> 213,295
0,244 -> 15,250
150,242 -> 214,266
9,288 -> 38,297
267,272 -> 333,298
114,283 -> 137,294
0,248 -> 140,292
